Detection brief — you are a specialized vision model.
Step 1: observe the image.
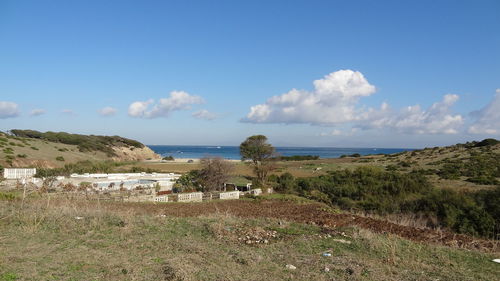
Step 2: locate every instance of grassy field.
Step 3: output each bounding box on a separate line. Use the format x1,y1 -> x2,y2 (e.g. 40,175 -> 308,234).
0,134 -> 113,168
0,132 -> 157,169
0,196 -> 499,281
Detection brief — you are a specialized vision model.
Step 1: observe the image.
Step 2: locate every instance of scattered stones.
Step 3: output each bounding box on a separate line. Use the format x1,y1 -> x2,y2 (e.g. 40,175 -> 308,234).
236,228 -> 279,245
285,264 -> 297,270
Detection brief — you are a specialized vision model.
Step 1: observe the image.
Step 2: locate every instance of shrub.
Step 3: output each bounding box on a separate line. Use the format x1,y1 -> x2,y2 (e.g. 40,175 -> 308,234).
56,156 -> 65,161
474,138 -> 499,147
162,156 -> 174,161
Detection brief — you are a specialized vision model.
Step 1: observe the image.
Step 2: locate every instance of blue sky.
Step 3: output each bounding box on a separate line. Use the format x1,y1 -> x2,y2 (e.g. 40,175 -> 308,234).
1,0 -> 499,148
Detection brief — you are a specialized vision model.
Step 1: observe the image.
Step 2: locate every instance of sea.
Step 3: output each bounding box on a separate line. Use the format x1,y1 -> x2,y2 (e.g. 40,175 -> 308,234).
148,145 -> 413,160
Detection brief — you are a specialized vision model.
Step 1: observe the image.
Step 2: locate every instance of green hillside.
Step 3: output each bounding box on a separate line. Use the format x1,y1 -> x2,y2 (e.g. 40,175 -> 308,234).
0,130 -> 156,169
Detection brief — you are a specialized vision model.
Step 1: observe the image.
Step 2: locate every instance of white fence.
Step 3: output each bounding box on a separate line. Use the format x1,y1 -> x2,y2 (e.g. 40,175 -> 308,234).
3,168 -> 37,179
177,192 -> 203,202
219,191 -> 240,200
155,196 -> 168,202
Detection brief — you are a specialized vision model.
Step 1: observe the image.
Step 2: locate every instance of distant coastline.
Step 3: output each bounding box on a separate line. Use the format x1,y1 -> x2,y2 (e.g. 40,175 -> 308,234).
148,145 -> 413,160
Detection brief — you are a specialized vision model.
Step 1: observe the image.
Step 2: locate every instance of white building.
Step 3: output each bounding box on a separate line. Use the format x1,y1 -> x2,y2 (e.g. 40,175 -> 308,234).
3,168 -> 37,179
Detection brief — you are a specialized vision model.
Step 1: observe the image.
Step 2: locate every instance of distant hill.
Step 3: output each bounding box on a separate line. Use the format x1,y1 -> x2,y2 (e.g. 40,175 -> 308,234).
374,138 -> 500,188
0,130 -> 160,168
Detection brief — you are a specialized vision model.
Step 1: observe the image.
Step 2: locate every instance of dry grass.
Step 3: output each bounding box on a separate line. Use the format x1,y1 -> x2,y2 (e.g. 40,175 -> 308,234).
0,196 -> 499,281
0,137 -> 109,168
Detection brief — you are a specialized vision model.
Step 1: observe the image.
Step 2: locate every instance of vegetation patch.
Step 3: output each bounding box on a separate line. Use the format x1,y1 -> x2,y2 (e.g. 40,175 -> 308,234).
10,129 -> 145,157
269,167 -> 499,238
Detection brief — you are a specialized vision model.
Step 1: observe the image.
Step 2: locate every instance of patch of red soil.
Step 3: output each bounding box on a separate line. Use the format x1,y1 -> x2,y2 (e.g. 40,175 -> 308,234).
109,200 -> 498,252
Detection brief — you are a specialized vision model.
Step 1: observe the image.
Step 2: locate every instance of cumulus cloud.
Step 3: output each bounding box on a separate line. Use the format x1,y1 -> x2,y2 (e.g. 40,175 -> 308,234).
362,94 -> 463,134
98,106 -> 117,117
128,91 -> 204,118
242,70 -> 376,125
468,89 -> 500,135
30,109 -> 46,116
192,109 -> 217,120
0,101 -> 20,118
243,70 -> 464,135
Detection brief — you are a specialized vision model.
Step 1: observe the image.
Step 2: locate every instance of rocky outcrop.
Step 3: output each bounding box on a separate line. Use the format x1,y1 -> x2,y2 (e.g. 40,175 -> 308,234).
111,146 -> 161,161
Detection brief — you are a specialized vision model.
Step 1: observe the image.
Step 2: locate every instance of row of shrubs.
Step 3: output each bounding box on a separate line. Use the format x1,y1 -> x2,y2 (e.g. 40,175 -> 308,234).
269,166 -> 499,238
10,130 -> 144,156
277,155 -> 320,161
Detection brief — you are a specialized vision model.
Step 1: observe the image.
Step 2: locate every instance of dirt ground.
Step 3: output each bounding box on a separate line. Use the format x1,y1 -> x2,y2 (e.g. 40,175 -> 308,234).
95,199 -> 498,252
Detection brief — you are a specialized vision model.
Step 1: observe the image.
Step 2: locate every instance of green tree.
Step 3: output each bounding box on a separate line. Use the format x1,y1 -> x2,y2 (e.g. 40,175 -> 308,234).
239,135 -> 276,185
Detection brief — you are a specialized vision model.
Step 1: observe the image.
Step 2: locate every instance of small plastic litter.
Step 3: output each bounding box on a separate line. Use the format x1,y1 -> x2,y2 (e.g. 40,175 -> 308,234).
324,267 -> 330,272
74,216 -> 84,220
322,252 -> 332,257
332,239 -> 351,244
285,264 -> 297,270
493,259 -> 500,264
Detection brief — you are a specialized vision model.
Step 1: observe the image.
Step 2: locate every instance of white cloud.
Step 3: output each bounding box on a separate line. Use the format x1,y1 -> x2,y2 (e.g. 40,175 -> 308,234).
320,128 -> 359,136
192,109 -> 217,120
468,90 -> 500,135
243,70 -> 464,135
30,109 -> 46,116
242,70 -> 376,125
128,91 -> 204,118
98,106 -> 117,117
363,94 -> 463,134
61,109 -> 74,115
0,101 -> 20,118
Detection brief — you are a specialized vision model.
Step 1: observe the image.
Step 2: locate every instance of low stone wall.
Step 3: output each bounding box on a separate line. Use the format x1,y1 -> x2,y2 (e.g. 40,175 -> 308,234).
154,196 -> 168,202
177,192 -> 203,202
219,191 -> 240,200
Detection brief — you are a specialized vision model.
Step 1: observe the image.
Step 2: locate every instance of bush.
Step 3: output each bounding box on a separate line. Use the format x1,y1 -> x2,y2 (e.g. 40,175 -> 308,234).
55,156 -> 65,161
162,156 -> 174,161
474,138 -> 499,147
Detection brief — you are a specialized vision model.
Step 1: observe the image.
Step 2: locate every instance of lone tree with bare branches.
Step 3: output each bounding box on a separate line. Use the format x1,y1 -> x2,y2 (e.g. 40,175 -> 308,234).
198,157 -> 233,191
239,135 -> 276,186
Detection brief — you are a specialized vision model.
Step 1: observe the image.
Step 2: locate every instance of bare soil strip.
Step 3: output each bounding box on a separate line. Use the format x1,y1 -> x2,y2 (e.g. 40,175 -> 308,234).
101,200 -> 498,252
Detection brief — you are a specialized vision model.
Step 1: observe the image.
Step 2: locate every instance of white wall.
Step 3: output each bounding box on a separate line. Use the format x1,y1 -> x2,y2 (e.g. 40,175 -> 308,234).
3,168 -> 37,179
